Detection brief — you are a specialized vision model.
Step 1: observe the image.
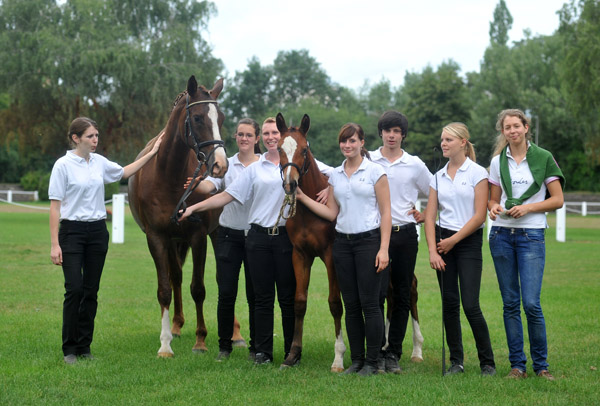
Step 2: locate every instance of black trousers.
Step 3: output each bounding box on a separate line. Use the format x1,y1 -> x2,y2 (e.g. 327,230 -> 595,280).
215,226 -> 255,353
244,225 -> 296,360
59,220 -> 109,356
333,231 -> 384,368
380,224 -> 419,358
436,227 -> 495,368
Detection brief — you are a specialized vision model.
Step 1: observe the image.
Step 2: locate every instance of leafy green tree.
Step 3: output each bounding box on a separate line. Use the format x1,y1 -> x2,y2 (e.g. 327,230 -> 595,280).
489,0 -> 513,46
0,0 -> 223,177
396,61 -> 471,170
558,0 -> 600,164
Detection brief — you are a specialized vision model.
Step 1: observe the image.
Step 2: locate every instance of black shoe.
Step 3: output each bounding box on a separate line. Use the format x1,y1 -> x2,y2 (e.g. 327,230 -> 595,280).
445,363 -> 464,375
63,354 -> 77,365
481,365 -> 496,376
215,350 -> 231,362
343,361 -> 364,375
248,350 -> 256,361
254,352 -> 272,365
376,354 -> 386,374
357,364 -> 378,377
385,352 -> 402,374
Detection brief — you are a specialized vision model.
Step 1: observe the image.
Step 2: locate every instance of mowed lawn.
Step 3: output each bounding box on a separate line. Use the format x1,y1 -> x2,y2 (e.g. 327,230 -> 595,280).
0,204 -> 598,405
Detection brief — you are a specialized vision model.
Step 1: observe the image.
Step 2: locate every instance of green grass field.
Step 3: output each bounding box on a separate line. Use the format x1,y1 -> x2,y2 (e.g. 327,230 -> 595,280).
1,204 -> 599,405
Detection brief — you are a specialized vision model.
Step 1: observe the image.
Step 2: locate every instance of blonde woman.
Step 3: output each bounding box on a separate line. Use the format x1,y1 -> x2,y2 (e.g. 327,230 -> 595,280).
424,122 -> 495,376
488,109 -> 564,381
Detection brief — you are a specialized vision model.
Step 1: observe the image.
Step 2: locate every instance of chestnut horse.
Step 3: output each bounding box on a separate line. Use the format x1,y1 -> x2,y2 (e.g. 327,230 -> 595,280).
277,113 -> 424,370
276,113 -> 345,371
128,76 -> 228,357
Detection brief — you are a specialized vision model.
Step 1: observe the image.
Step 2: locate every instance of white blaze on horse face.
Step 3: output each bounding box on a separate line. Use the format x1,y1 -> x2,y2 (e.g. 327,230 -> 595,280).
281,136 -> 298,183
207,104 -> 227,164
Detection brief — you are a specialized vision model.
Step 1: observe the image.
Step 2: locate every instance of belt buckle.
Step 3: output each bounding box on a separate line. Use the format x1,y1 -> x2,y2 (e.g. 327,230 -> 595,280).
268,226 -> 279,236
392,225 -> 400,232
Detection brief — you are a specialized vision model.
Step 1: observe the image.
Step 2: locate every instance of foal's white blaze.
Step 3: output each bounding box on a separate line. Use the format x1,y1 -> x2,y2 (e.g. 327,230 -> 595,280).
411,318 -> 424,362
207,104 -> 227,164
281,136 -> 298,184
332,331 -> 346,371
158,309 -> 174,356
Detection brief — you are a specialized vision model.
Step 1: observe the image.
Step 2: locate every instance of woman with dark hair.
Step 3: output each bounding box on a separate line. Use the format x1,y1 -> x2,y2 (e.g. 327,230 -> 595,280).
49,117 -> 163,364
488,109 -> 564,381
186,118 -> 262,360
424,122 -> 495,376
180,118 -> 296,365
296,123 -> 391,376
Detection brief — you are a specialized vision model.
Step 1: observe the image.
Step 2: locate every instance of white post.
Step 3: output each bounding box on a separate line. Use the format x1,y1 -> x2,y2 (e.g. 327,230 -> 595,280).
7,190 -> 12,203
112,193 -> 125,244
556,205 -> 566,243
415,200 -> 422,241
33,191 -> 39,201
582,201 -> 587,217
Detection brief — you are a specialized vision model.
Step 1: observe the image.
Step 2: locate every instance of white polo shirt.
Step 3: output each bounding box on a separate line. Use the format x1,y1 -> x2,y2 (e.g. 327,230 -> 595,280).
488,146 -> 558,228
48,150 -> 123,221
315,158 -> 334,178
430,158 -> 488,232
370,148 -> 432,225
206,153 -> 258,231
226,154 -> 288,228
329,157 -> 386,234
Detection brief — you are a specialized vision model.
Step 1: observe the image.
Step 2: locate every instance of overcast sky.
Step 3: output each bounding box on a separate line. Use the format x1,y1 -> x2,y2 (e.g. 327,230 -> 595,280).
206,0 -> 567,90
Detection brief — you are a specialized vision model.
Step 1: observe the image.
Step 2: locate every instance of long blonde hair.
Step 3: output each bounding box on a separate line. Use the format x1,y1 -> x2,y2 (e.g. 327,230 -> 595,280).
443,122 -> 475,162
492,109 -> 531,156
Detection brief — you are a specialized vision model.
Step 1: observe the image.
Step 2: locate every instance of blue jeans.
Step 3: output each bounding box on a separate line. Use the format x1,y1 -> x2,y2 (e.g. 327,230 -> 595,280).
489,226 -> 548,373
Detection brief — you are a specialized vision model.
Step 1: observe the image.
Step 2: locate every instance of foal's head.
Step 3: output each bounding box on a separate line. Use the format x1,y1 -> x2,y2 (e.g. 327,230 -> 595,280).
276,113 -> 311,195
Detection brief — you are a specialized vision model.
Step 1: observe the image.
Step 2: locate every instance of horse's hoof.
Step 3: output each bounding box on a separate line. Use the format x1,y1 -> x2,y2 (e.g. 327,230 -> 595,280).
279,363 -> 290,371
331,367 -> 344,373
192,348 -> 207,354
411,356 -> 424,363
157,352 -> 174,358
232,339 -> 247,348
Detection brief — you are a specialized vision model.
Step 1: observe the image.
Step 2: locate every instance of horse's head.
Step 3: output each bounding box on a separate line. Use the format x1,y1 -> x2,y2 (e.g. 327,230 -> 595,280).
277,112 -> 311,196
175,75 -> 228,178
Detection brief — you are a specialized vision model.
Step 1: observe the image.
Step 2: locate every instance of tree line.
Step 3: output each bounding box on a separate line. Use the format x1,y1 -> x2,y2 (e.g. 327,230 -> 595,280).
1,0 -> 598,192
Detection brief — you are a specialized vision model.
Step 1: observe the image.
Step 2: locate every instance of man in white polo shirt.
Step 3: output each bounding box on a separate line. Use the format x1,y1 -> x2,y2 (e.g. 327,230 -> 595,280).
370,111 -> 432,373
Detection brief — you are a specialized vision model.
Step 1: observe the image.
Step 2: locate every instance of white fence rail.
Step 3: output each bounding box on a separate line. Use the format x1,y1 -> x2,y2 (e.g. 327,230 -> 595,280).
0,190 -> 39,202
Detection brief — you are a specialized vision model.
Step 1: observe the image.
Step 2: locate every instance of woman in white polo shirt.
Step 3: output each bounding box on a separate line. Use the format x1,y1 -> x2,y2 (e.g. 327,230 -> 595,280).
370,111 -> 432,373
296,123 -> 391,377
180,117 -> 295,366
188,118 -> 261,361
488,109 -> 564,381
424,122 -> 496,376
49,117 -> 163,364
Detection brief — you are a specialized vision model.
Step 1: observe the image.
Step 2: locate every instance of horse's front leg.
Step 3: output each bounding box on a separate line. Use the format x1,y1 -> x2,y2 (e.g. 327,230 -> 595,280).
169,241 -> 188,337
410,275 -> 424,362
147,233 -> 175,357
281,249 -> 312,369
190,232 -> 209,353
324,247 -> 345,372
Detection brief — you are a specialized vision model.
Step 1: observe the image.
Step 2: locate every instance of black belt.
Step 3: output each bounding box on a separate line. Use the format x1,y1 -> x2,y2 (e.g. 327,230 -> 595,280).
250,224 -> 286,236
219,226 -> 246,237
392,224 -> 415,232
335,229 -> 379,240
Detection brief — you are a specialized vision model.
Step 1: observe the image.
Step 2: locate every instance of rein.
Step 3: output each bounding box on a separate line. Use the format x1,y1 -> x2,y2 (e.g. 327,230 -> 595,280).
170,95 -> 226,224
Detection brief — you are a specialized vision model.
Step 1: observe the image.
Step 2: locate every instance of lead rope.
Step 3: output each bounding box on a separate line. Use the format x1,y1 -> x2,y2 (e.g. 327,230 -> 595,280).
271,193 -> 297,234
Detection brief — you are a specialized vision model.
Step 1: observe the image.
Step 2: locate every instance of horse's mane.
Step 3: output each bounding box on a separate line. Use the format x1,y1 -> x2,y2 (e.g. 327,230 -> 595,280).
171,84 -> 211,112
